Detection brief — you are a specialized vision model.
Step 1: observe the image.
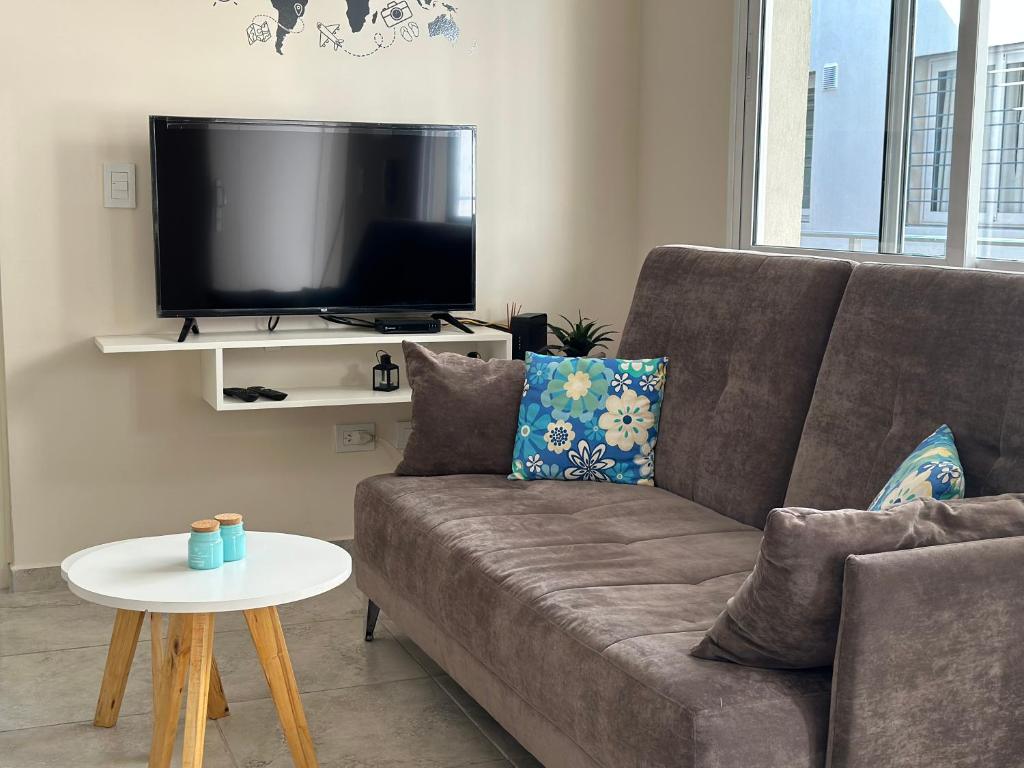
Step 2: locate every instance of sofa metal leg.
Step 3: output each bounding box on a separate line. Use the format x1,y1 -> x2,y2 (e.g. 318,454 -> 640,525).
364,599 -> 381,642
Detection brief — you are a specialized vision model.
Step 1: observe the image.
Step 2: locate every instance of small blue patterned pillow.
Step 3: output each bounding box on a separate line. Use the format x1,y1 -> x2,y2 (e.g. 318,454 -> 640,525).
869,425 -> 965,511
509,352 -> 668,485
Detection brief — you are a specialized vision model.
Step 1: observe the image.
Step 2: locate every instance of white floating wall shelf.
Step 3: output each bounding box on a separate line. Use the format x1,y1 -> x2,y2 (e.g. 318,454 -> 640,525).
95,327 -> 513,411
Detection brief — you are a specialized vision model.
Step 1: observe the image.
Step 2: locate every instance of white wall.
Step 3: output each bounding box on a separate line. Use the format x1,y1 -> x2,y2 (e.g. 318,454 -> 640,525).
0,1 -> 642,568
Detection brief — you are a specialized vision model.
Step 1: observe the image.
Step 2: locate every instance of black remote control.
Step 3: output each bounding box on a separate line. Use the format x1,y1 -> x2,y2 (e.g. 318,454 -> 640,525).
224,387 -> 259,403
247,386 -> 289,401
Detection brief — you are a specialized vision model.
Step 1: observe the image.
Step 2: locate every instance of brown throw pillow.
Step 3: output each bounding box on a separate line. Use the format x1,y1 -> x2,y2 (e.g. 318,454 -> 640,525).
396,341 -> 525,476
692,494 -> 1024,669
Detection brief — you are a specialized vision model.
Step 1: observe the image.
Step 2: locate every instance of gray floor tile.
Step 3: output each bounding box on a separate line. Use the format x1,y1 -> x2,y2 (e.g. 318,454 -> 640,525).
218,678 -> 504,768
0,580 -> 543,767
276,579 -> 366,625
0,587 -> 117,657
213,618 -> 427,702
0,711 -> 235,768
0,642 -> 154,731
433,676 -> 536,763
382,617 -> 447,677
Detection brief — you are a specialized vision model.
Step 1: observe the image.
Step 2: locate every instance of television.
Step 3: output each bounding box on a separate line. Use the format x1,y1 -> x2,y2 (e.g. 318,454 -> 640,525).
150,117 -> 476,318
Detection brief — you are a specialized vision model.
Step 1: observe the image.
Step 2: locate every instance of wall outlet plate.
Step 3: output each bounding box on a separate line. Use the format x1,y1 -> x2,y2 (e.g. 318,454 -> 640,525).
335,423 -> 376,453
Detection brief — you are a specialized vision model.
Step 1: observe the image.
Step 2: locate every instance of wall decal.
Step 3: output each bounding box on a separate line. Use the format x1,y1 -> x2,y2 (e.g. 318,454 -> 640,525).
317,22 -> 345,50
247,20 -> 273,44
427,12 -> 458,44
316,0 -> 458,57
215,0 -> 467,58
269,0 -> 309,53
399,21 -> 420,43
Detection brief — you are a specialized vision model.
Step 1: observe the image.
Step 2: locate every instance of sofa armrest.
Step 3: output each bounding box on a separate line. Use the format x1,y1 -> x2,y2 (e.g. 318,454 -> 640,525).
826,536 -> 1024,768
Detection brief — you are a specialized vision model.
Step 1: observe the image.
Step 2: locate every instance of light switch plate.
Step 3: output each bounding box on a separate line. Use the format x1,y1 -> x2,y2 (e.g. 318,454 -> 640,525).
103,163 -> 136,209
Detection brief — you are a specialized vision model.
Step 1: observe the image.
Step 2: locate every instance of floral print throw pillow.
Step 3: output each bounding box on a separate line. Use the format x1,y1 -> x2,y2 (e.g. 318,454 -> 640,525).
509,352 -> 668,485
868,424 -> 965,510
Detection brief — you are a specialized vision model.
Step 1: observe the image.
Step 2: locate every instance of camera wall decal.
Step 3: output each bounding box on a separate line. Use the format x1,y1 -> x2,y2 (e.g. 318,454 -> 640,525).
220,0 -> 464,57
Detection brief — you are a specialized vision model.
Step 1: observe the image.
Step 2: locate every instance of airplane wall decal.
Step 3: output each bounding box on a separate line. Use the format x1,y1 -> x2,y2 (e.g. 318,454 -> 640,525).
317,22 -> 344,50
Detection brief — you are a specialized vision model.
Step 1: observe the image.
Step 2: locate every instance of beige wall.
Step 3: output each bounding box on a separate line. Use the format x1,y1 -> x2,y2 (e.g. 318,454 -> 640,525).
0,1 -> 642,568
637,0 -> 739,255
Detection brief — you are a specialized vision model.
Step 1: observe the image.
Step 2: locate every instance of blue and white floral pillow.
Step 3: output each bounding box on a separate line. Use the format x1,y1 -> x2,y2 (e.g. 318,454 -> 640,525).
869,425 -> 965,511
509,352 -> 668,485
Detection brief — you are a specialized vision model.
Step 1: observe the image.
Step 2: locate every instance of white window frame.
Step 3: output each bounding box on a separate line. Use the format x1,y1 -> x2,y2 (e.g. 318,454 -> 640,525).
730,0 -> 1024,272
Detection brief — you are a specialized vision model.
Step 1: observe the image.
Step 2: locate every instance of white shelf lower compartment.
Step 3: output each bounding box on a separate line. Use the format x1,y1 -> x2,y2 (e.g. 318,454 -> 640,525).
217,385 -> 411,410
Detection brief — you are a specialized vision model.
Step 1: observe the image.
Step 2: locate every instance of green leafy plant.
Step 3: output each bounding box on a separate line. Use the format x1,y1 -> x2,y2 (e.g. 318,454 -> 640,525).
547,311 -> 617,357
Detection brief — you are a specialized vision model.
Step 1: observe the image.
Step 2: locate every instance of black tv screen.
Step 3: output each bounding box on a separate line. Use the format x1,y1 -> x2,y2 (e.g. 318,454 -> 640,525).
150,117 -> 476,317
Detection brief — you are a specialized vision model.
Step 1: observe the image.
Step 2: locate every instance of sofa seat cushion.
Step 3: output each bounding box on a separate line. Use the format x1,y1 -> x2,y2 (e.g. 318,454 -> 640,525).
355,474 -> 833,768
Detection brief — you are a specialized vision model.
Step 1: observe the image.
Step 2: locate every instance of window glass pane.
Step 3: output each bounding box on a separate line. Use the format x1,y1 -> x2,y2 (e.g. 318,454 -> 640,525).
976,0 -> 1024,261
902,0 -> 961,258
755,0 -> 891,253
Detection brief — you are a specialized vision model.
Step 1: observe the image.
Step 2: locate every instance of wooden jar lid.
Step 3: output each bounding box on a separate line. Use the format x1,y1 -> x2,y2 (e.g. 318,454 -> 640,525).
214,513 -> 243,527
190,519 -> 220,533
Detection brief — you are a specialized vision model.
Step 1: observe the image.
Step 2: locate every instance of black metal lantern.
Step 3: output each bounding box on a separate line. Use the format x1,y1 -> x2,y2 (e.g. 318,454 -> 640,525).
372,350 -> 400,392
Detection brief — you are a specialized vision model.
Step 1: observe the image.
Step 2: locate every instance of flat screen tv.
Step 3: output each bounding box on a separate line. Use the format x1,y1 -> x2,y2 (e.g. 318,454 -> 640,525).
150,116 -> 476,318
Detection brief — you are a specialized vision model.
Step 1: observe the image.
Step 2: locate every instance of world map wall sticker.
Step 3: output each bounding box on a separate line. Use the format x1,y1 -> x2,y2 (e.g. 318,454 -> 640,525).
213,0 -> 466,57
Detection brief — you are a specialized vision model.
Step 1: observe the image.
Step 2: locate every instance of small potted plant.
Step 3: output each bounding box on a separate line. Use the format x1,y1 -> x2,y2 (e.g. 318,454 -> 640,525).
546,311 -> 617,357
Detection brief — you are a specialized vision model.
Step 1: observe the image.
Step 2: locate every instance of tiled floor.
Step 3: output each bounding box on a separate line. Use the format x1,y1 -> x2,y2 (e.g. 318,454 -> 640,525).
0,579 -> 542,768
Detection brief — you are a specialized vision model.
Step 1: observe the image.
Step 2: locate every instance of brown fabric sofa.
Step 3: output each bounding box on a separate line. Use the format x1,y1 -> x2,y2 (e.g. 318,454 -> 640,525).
354,245 -> 1024,767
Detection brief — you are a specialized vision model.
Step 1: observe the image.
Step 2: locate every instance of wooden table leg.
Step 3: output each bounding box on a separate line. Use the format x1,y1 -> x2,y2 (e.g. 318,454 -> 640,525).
149,614 -> 192,768
207,657 -> 230,720
244,607 -> 318,768
182,613 -> 215,768
94,608 -> 146,727
151,611 -> 229,722
149,612 -> 165,715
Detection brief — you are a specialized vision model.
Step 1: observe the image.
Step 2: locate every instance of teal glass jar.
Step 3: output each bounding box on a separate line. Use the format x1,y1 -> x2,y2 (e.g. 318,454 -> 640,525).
215,513 -> 246,562
188,520 -> 224,570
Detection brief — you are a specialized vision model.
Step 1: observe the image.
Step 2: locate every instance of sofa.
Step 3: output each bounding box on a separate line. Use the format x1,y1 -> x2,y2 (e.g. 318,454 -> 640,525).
353,245 -> 1024,768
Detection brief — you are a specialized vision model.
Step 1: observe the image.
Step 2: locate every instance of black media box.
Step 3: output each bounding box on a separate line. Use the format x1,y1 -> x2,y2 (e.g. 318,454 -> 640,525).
511,313 -> 548,359
375,316 -> 441,334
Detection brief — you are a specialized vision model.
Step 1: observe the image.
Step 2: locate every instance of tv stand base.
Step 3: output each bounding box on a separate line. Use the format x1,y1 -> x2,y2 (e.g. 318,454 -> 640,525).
431,313 -> 474,334
177,318 -> 199,343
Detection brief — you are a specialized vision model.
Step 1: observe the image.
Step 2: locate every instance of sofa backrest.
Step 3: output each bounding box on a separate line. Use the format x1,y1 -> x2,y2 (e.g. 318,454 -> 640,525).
619,246 -> 853,528
786,262 -> 1024,510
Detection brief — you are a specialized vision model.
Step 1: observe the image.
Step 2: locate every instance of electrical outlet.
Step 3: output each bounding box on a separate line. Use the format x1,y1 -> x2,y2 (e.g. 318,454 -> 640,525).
335,423 -> 376,453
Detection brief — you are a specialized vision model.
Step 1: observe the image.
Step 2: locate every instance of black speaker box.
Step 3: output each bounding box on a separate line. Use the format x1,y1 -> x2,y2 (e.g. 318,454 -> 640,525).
510,313 -> 548,360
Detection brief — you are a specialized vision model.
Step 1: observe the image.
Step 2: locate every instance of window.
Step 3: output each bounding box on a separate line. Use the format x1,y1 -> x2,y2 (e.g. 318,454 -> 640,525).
738,0 -> 1024,269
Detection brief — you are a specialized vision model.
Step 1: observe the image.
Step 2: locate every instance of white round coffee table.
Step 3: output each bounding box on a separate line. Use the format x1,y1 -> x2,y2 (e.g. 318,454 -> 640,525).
63,531 -> 351,768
